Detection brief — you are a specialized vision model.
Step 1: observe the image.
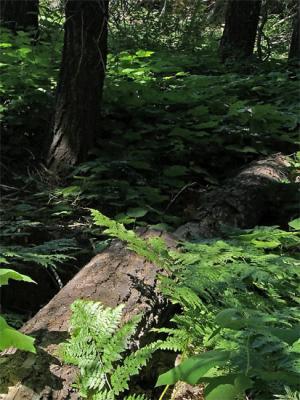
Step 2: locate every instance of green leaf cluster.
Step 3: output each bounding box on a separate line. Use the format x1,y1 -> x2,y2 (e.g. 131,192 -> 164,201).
60,299 -> 159,399
0,269 -> 35,353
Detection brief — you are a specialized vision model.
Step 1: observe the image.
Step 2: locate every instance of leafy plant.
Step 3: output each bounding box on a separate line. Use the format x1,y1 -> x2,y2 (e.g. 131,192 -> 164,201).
274,386 -> 300,400
0,27 -> 61,163
0,239 -> 78,270
91,211 -> 300,400
60,299 -> 160,399
0,269 -> 36,352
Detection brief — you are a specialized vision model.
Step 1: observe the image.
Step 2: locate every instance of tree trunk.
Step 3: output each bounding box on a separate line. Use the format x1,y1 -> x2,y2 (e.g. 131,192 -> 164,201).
289,2 -> 300,61
0,0 -> 39,31
46,0 -> 109,172
0,155 -> 295,399
219,0 -> 261,62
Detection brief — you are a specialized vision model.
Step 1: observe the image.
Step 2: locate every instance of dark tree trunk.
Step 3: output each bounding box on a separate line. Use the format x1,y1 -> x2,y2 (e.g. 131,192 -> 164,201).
289,2 -> 300,61
0,0 -> 39,31
219,0 -> 261,62
47,0 -> 109,172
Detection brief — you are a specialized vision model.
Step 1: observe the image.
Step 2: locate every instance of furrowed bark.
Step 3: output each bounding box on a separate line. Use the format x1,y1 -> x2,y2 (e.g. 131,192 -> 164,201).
219,0 -> 261,61
46,0 -> 108,172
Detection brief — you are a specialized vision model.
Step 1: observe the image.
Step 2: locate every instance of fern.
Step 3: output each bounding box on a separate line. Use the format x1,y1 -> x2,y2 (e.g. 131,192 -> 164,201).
60,300 -> 158,399
91,209 -> 173,272
90,210 -> 300,399
111,341 -> 162,395
0,238 -> 78,269
274,387 -> 300,400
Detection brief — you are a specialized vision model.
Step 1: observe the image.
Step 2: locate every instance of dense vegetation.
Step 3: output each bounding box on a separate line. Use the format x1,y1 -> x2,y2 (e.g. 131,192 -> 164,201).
0,0 -> 299,399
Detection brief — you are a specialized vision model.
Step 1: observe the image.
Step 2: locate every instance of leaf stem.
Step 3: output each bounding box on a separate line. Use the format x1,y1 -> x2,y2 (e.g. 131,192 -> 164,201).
159,384 -> 170,400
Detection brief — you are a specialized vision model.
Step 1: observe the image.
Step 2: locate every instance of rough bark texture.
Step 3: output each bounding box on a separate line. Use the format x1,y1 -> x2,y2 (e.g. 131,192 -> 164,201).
0,231 -> 174,400
0,0 -> 39,31
47,0 -> 108,171
171,383 -> 204,400
0,155 -> 296,399
289,2 -> 300,61
175,154 -> 294,239
219,0 -> 261,61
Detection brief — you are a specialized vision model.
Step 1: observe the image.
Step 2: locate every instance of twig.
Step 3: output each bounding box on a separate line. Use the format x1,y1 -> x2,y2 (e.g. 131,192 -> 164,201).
165,182 -> 197,212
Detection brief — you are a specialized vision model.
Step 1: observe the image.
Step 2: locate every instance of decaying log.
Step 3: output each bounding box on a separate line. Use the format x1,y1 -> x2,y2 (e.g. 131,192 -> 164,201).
0,154 -> 297,399
175,154 -> 296,239
0,231 -> 175,400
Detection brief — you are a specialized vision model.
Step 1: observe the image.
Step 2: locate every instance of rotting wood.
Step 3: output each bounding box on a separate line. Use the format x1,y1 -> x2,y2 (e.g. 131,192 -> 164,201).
175,154 -> 295,239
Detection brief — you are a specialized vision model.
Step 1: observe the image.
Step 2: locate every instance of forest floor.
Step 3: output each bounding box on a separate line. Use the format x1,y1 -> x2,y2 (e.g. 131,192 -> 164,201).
1,46 -> 299,330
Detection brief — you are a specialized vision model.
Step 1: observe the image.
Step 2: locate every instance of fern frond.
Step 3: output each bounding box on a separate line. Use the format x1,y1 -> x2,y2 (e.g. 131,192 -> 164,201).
91,389 -> 115,400
0,238 -> 78,269
110,341 -> 162,395
60,299 -> 159,399
91,209 -> 173,271
102,314 -> 142,371
124,395 -> 149,400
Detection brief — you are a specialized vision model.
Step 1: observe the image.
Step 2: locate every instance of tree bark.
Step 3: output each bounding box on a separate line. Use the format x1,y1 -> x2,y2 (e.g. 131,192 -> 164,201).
219,0 -> 261,62
0,0 -> 39,32
289,2 -> 300,61
175,154 -> 294,239
46,0 -> 109,172
0,155 -> 295,399
0,231 -> 173,400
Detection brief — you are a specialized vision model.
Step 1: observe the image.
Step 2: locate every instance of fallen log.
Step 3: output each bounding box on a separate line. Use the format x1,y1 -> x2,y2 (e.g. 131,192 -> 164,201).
0,231 -> 174,400
0,154 -> 296,400
175,153 -> 296,239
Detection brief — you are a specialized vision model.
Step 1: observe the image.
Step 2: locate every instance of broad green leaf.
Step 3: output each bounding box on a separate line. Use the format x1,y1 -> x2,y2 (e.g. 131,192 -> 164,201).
215,309 -> 246,330
156,350 -> 230,386
126,207 -> 149,218
149,223 -> 171,232
195,121 -> 219,129
163,166 -> 188,177
251,239 -> 281,249
127,160 -> 152,170
115,213 -> 136,224
289,218 -> 300,230
0,269 -> 35,286
256,370 -> 300,385
135,50 -> 154,58
269,325 -> 300,345
0,316 -> 36,352
205,375 -> 253,400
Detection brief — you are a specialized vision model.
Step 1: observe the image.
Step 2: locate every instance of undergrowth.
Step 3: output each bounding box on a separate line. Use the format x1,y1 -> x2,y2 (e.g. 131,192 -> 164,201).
0,6 -> 299,398
1,19 -> 299,332
81,210 -> 300,400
